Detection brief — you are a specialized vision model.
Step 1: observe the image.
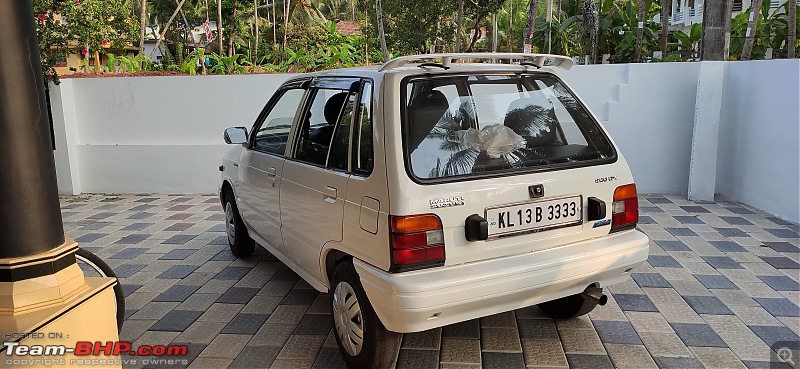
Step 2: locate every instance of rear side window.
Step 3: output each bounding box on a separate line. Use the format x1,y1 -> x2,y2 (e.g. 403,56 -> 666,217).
253,88 -> 305,155
294,88 -> 353,166
403,74 -> 615,180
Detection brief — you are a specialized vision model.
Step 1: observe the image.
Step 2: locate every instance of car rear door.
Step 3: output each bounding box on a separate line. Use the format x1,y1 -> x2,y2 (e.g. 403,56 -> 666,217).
280,77 -> 362,285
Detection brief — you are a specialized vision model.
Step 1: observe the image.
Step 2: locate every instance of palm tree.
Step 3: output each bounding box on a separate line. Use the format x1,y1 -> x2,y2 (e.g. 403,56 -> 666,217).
741,0 -> 764,59
456,0 -> 465,52
788,0 -> 796,58
635,0 -> 645,61
139,0 -> 147,56
523,0 -> 540,52
660,0 -> 669,55
376,0 -> 389,61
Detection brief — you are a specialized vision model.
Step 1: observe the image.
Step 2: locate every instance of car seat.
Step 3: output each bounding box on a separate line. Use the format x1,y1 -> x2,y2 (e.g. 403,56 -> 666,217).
408,90 -> 449,152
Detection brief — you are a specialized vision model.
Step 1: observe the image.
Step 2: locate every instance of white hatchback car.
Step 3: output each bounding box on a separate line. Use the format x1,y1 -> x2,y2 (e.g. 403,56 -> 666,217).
219,53 -> 649,368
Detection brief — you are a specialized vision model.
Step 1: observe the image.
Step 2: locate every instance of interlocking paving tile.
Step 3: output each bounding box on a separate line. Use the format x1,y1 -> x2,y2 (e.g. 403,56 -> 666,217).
647,255 -> 683,268
655,240 -> 691,251
764,242 -> 800,253
520,339 -> 568,367
684,295 -> 735,315
395,348 -> 438,369
158,264 -> 199,279
110,247 -> 149,259
702,314 -> 774,361
631,273 -> 673,288
402,328 -> 441,349
222,313 -> 270,335
442,319 -> 481,339
277,335 -> 326,360
230,346 -> 281,368
557,328 -> 606,354
742,360 -> 796,369
747,325 -> 800,348
440,338 -> 481,364
702,256 -> 745,269
613,293 -> 660,312
670,323 -> 728,347
760,256 -> 800,269
152,284 -> 200,302
757,275 -> 800,291
592,321 -> 642,344
695,274 -> 738,289
517,318 -> 559,339
565,354 -> 614,369
149,309 -> 204,331
480,311 -> 517,328
293,314 -> 332,336
199,333 -> 252,359
159,248 -> 196,260
653,356 -> 705,369
216,287 -> 260,304
639,331 -> 694,358
481,352 -> 525,369
605,343 -> 658,369
281,289 -> 320,305
163,234 -> 197,244
214,266 -> 253,280
480,327 -> 522,352
754,297 -> 800,317
710,240 -> 748,252
690,347 -> 748,369
666,227 -> 698,237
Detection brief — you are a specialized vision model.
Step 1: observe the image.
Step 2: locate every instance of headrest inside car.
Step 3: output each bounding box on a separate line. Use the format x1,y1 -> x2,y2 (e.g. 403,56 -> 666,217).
409,90 -> 449,152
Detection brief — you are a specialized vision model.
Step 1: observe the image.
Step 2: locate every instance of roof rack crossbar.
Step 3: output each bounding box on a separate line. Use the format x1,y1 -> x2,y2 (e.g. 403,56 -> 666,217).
378,53 -> 574,72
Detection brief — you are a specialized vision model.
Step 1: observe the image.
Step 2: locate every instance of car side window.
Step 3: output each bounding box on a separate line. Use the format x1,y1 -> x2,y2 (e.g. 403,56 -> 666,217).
294,88 -> 351,167
253,88 -> 305,155
353,82 -> 374,175
328,94 -> 356,171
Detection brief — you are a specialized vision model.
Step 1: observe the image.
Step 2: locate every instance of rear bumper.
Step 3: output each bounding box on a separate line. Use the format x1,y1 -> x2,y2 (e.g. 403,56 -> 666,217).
354,230 -> 649,333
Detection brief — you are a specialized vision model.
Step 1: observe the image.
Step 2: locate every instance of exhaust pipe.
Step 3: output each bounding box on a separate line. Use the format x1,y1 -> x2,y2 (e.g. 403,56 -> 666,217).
582,286 -> 607,306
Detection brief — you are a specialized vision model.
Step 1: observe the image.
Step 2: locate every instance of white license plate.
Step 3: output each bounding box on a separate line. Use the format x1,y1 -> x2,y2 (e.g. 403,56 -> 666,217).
486,196 -> 583,237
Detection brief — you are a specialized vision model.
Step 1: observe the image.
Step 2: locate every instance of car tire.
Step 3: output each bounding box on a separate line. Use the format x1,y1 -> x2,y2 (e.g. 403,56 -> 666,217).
330,261 -> 401,369
224,191 -> 255,257
537,289 -> 602,319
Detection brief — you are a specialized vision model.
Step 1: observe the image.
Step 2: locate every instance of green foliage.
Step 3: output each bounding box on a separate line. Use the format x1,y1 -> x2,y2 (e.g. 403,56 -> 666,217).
33,0 -> 70,85
65,0 -> 139,56
209,53 -> 251,74
181,48 -> 207,75
671,23 -> 702,60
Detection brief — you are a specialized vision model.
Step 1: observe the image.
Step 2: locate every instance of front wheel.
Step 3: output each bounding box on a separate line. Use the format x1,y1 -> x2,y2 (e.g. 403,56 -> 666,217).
330,262 -> 401,369
224,191 -> 255,257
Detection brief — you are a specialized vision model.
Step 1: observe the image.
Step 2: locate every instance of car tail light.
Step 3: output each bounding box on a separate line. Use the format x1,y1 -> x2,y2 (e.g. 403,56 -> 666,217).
390,214 -> 445,272
611,184 -> 638,232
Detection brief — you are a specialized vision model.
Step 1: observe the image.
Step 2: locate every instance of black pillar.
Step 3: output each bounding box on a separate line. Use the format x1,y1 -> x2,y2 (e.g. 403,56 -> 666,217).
0,0 -> 65,259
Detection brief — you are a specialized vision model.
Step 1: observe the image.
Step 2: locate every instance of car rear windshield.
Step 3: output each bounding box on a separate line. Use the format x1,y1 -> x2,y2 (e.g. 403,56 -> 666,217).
403,74 -> 616,181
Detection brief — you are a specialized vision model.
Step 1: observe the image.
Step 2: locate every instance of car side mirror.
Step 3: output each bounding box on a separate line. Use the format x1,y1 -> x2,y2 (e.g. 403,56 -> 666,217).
224,127 -> 248,145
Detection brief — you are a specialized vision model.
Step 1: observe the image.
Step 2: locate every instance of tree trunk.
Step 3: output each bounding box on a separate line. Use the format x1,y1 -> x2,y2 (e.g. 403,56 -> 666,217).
282,0 -> 290,56
139,0 -> 147,63
229,0 -> 237,56
524,0 -> 539,52
272,0 -> 277,46
456,0 -> 465,52
635,0 -> 645,61
467,2 -> 483,52
254,0 -> 259,63
376,0 -> 389,61
699,0 -> 732,60
218,0 -> 224,56
509,0 -> 513,52
150,0 -> 187,58
789,0 -> 796,58
740,0 -> 763,60
176,0 -> 194,46
661,0 -> 669,55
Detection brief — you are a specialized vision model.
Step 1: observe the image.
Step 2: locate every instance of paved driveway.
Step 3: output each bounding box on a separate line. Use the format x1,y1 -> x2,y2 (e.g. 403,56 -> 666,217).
60,194 -> 800,369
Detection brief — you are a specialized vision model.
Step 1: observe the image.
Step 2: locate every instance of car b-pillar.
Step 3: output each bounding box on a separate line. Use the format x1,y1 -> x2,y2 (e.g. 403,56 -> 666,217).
0,2 -> 120,368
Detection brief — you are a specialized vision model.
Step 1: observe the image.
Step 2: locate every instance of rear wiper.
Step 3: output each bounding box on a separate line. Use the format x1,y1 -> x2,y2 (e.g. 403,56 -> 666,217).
418,62 -> 450,70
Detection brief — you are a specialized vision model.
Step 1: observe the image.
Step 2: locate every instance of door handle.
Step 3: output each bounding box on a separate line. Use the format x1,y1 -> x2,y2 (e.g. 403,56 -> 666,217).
323,186 -> 337,204
266,167 -> 276,179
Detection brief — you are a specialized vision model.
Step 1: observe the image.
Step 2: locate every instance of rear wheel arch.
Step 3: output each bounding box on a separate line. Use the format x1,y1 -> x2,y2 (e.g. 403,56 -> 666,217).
323,248 -> 352,288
